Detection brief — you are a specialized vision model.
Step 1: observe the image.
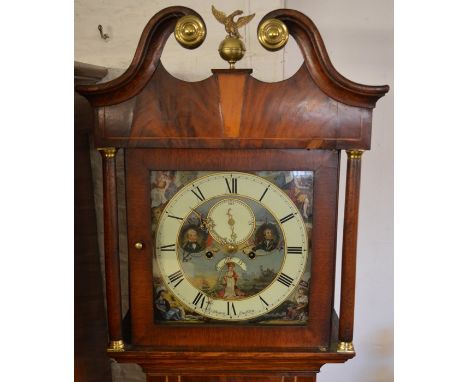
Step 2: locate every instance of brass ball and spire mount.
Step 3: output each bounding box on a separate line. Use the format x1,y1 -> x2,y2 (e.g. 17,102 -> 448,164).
174,7 -> 289,69
211,5 -> 255,69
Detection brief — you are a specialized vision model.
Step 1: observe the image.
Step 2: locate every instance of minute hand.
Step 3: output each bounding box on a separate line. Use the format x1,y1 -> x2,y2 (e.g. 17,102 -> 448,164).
226,208 -> 237,242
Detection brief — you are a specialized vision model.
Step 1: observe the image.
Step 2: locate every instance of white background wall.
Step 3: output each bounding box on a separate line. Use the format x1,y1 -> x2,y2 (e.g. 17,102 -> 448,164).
75,1 -> 394,381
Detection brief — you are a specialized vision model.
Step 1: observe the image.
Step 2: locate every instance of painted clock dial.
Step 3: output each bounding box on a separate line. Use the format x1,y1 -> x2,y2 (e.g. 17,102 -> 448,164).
152,171 -> 313,323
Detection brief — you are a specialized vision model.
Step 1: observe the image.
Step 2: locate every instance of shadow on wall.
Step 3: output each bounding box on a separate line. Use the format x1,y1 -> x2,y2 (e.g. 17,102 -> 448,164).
110,360 -> 146,382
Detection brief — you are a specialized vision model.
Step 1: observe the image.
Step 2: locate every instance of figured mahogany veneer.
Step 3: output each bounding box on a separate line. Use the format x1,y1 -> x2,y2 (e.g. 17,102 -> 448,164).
76,7 -> 388,151
114,348 -> 349,376
89,63 -> 373,150
126,149 -> 339,350
114,311 -> 349,379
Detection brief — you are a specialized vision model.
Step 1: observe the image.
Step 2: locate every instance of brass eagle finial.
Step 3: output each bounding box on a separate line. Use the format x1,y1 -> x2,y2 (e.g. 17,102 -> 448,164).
211,5 -> 255,39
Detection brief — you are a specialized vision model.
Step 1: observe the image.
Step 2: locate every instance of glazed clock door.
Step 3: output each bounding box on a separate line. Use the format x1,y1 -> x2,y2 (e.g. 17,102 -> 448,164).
153,171 -> 309,323
126,148 -> 340,349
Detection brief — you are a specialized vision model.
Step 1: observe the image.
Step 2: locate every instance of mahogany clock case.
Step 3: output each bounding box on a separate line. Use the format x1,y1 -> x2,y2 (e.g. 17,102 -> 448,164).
126,148 -> 340,350
75,5 -> 389,380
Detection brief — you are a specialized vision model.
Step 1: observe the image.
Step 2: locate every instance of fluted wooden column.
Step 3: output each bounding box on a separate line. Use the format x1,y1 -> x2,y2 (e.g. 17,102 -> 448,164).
337,149 -> 364,353
98,147 -> 124,352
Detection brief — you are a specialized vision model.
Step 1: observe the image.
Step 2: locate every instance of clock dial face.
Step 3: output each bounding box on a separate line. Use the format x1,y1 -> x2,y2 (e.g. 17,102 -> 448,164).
152,171 -> 313,324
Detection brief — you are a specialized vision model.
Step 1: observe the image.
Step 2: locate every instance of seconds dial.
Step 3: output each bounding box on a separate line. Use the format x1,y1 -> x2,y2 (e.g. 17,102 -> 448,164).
208,198 -> 255,246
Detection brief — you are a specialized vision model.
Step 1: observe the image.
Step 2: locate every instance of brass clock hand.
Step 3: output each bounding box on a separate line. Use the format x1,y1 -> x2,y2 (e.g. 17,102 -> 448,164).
226,208 -> 237,242
190,207 -> 215,231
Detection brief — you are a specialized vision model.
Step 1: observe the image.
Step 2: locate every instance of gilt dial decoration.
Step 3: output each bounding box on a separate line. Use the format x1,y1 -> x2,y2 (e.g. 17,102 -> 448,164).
207,198 -> 255,246
151,171 -> 314,324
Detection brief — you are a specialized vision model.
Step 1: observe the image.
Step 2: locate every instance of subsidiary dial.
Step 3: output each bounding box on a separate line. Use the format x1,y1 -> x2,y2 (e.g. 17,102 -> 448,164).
207,198 -> 255,246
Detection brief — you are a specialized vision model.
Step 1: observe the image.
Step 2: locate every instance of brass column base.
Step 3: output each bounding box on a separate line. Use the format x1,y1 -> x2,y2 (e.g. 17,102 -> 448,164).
107,340 -> 125,352
337,341 -> 355,353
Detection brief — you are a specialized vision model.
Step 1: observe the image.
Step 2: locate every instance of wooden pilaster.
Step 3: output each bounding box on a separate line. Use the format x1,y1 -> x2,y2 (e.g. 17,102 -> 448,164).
98,147 -> 124,351
338,150 -> 364,351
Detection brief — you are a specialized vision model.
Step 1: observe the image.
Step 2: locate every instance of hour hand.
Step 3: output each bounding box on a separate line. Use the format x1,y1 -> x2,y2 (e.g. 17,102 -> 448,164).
190,207 -> 215,231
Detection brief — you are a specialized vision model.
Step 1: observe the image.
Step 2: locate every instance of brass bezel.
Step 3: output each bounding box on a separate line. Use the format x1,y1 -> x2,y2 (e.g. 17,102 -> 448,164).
174,15 -> 206,49
258,18 -> 289,51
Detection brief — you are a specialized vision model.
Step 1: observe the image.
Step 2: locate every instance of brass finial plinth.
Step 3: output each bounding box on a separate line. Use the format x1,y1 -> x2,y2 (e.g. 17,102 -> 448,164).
258,18 -> 289,51
212,5 -> 255,69
174,15 -> 206,49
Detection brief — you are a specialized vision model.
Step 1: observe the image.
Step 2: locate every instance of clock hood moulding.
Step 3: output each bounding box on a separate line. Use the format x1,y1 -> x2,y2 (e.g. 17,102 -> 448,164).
76,7 -> 388,109
75,7 -> 389,151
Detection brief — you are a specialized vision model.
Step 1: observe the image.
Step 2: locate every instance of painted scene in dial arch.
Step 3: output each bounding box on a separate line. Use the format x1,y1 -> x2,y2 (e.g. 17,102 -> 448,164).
151,171 -> 313,325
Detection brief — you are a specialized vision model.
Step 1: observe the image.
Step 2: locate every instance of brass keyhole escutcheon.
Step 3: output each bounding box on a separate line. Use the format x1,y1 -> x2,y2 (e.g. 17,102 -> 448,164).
134,242 -> 144,250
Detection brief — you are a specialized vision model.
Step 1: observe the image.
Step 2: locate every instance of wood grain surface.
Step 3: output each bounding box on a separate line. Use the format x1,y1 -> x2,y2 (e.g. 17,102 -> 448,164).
339,152 -> 363,342
100,149 -> 124,344
76,8 -> 388,150
74,62 -> 112,382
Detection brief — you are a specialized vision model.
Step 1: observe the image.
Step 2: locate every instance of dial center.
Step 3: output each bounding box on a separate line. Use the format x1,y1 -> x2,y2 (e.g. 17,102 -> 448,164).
208,198 -> 255,245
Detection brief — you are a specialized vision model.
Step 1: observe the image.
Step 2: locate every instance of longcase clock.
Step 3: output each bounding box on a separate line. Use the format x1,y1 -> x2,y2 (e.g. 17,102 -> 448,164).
76,5 -> 389,381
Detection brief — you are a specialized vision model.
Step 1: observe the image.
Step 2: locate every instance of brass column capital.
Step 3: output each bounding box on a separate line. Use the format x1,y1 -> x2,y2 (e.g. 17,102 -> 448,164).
97,147 -> 118,159
346,150 -> 364,159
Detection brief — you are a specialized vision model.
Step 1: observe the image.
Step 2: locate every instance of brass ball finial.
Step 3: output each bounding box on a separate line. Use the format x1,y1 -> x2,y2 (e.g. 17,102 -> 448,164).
258,18 -> 289,51
218,37 -> 246,69
174,15 -> 206,49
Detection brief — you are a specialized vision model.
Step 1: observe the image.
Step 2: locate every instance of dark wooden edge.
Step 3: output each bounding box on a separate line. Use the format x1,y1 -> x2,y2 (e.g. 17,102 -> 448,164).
110,311 -> 353,375
75,61 -> 108,84
110,350 -> 353,376
211,69 -> 253,74
75,6 -> 204,106
74,63 -> 113,382
260,9 -> 389,108
100,150 -> 123,343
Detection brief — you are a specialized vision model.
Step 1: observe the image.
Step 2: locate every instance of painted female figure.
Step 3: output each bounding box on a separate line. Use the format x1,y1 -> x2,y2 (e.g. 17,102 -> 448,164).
220,262 -> 244,298
223,262 -> 238,298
